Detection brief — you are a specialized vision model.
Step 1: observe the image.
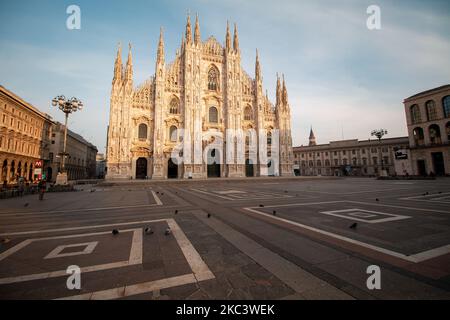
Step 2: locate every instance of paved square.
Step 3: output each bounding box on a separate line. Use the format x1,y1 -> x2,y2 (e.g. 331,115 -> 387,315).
1,177 -> 449,300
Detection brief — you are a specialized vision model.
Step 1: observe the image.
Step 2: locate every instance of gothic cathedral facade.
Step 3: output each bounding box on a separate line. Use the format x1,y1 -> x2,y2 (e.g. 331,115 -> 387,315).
106,16 -> 293,179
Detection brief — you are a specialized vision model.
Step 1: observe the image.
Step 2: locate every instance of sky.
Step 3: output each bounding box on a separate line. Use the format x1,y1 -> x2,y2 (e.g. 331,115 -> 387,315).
1,0 -> 449,153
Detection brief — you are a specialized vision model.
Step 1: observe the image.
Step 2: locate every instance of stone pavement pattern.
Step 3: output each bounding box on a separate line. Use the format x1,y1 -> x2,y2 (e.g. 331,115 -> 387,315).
0,177 -> 449,299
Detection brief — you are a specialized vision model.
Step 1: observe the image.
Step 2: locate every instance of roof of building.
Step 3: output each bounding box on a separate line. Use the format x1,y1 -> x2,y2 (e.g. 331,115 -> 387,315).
404,84 -> 450,102
0,85 -> 54,122
54,122 -> 98,151
293,136 -> 409,152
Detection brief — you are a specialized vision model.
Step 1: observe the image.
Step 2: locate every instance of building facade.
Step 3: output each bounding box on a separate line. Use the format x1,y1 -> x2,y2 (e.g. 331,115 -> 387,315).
0,86 -> 53,185
403,85 -> 450,176
106,16 -> 294,180
293,134 -> 410,177
48,122 -> 98,181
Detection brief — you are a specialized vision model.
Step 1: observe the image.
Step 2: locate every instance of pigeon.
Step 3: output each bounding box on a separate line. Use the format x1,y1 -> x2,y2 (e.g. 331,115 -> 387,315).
349,223 -> 358,229
156,191 -> 160,194
284,190 -> 288,193
438,191 -> 442,194
144,227 -> 154,235
259,204 -> 265,207
0,238 -> 10,244
24,203 -> 29,207
165,227 -> 172,236
112,229 -> 119,235
90,189 -> 95,193
175,210 -> 178,215
272,210 -> 277,216
207,213 -> 211,218
161,193 -> 164,196
376,198 -> 379,202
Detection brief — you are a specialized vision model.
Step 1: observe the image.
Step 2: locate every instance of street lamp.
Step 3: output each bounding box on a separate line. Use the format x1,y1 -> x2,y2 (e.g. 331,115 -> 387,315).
52,95 -> 83,184
371,129 -> 388,176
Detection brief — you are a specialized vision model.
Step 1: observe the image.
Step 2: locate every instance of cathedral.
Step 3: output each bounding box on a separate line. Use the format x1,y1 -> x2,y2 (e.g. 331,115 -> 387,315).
106,15 -> 294,180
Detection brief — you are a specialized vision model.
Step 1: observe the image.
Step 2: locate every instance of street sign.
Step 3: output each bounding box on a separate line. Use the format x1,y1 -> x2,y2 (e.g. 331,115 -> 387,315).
35,160 -> 43,168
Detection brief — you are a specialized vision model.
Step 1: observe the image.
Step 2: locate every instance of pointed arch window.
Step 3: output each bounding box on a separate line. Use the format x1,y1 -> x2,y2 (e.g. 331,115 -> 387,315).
207,66 -> 219,91
138,123 -> 148,140
169,97 -> 179,114
244,106 -> 252,121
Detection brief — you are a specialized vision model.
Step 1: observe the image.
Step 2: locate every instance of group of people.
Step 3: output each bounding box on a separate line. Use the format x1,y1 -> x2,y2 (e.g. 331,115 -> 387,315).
2,176 -> 47,200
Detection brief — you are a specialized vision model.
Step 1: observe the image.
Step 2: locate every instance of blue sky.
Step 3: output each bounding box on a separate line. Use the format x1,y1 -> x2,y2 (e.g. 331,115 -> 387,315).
1,0 -> 449,153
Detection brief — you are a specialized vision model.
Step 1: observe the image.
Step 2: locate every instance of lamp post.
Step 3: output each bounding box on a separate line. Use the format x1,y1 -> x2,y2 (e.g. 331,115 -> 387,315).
371,129 -> 388,177
52,95 -> 83,184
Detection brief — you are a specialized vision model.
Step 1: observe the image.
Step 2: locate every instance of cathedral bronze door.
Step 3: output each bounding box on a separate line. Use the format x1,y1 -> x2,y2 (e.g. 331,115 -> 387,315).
207,149 -> 221,178
136,158 -> 147,179
245,158 -> 254,177
167,158 -> 178,179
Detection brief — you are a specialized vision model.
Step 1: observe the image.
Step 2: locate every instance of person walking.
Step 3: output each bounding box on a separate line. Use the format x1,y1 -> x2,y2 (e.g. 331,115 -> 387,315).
38,179 -> 46,200
18,176 -> 25,197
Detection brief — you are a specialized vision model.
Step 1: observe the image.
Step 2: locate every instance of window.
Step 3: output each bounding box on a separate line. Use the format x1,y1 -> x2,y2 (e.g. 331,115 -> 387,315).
209,107 -> 218,123
443,96 -> 450,118
429,124 -> 442,145
362,149 -> 366,154
410,104 -> 421,124
207,66 -> 219,91
325,160 -> 330,166
426,100 -> 438,121
362,158 -> 367,165
317,160 -> 322,167
352,158 -> 357,165
372,157 -> 378,165
413,127 -> 425,146
169,98 -> 179,114
244,106 -> 252,121
138,123 -> 148,140
383,156 -> 389,165
334,159 -> 338,166
49,152 -> 54,162
169,126 -> 177,142
446,122 -> 450,140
